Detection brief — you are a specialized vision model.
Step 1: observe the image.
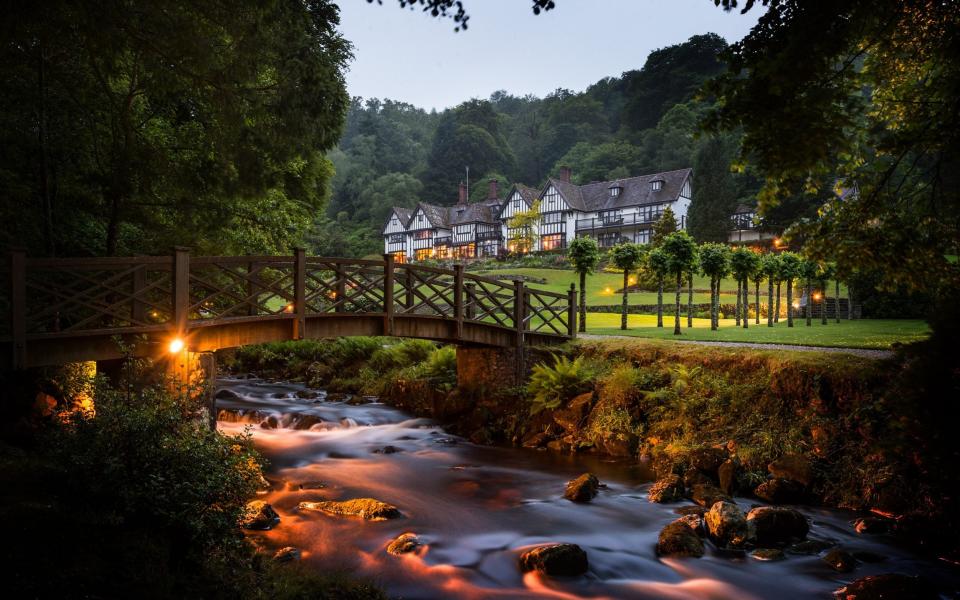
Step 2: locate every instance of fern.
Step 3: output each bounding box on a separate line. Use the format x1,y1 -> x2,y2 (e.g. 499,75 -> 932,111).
527,354 -> 591,415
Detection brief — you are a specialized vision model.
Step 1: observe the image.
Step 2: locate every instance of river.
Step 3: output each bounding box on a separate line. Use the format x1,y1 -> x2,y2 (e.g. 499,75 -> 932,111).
216,376 -> 959,600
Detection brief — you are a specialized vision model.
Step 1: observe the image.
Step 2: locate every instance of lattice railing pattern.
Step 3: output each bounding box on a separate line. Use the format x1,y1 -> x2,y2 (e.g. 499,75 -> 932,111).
305,259 -> 386,314
189,257 -> 296,320
524,287 -> 571,336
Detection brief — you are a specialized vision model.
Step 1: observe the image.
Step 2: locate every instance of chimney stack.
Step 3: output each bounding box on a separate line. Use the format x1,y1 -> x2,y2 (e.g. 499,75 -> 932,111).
559,166 -> 572,183
458,181 -> 468,205
487,178 -> 499,200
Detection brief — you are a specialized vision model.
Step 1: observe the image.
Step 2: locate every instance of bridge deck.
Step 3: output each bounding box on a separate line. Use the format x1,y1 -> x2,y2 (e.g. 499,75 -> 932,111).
1,250 -> 575,368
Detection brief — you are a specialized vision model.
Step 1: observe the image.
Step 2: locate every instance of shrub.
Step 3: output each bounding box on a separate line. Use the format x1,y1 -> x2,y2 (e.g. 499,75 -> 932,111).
367,339 -> 436,373
527,354 -> 593,414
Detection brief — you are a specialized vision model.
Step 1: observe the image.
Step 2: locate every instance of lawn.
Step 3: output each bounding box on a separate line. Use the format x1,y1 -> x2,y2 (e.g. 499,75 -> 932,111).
582,313 -> 929,349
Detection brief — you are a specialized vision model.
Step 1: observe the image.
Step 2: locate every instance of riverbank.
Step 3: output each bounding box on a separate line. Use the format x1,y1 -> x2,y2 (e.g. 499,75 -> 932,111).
226,336 -> 958,561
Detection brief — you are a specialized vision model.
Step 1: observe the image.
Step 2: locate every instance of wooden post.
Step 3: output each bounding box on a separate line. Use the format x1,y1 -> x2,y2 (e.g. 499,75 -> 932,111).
335,262 -> 346,313
404,269 -> 414,312
293,248 -> 306,339
465,282 -> 476,320
132,264 -> 146,324
172,247 -> 190,339
383,254 -> 394,336
567,282 -> 577,339
513,279 -> 526,348
453,263 -> 464,340
9,249 -> 26,369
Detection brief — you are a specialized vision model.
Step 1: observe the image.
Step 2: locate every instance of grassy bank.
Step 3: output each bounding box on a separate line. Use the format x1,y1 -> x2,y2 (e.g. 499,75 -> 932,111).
582,314 -> 929,349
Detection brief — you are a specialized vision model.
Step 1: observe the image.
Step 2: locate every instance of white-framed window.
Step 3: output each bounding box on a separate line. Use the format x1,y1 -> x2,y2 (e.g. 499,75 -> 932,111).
651,180 -> 663,192
542,212 -> 562,224
636,230 -> 651,244
610,186 -> 621,197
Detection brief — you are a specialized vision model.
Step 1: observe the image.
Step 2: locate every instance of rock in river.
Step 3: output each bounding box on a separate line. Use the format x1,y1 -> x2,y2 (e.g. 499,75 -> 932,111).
386,533 -> 422,555
690,483 -> 733,507
519,543 -> 589,576
656,519 -> 705,558
272,546 -> 301,562
298,498 -> 402,520
563,473 -> 600,502
751,548 -> 785,561
705,501 -> 751,548
768,453 -> 813,486
833,573 -> 939,600
240,500 -> 280,530
754,478 -> 805,504
747,506 -> 809,545
648,474 -> 685,503
822,548 -> 857,573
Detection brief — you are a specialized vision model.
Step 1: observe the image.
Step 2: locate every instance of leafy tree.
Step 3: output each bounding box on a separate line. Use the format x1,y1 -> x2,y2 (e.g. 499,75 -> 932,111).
688,135 -> 740,241
568,237 -> 601,333
553,140 -> 643,184
469,173 -> 510,203
647,247 -> 671,328
507,200 -> 540,253
759,253 -> 781,327
778,252 -> 803,328
699,242 -> 731,330
799,258 -> 820,326
662,231 -> 699,334
0,0 -> 351,256
610,243 -> 645,330
651,206 -> 679,246
730,247 -> 760,329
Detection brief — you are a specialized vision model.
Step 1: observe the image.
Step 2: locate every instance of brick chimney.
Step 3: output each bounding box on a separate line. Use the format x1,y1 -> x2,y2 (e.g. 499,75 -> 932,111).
559,166 -> 572,183
487,178 -> 499,200
458,181 -> 467,205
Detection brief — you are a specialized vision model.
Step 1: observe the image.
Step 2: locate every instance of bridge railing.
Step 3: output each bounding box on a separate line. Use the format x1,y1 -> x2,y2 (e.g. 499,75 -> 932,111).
3,249 -> 575,368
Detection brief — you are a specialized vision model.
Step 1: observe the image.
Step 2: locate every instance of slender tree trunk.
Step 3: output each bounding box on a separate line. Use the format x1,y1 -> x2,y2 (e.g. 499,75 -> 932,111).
620,269 -> 628,330
767,279 -> 774,327
674,272 -> 682,335
805,278 -> 812,326
735,278 -> 743,327
820,279 -> 828,325
787,279 -> 794,327
710,276 -> 718,331
755,280 -> 761,324
848,284 -> 854,320
775,282 -> 781,323
657,276 -> 663,328
835,279 -> 841,323
578,271 -> 587,333
687,272 -> 693,328
742,278 -> 749,329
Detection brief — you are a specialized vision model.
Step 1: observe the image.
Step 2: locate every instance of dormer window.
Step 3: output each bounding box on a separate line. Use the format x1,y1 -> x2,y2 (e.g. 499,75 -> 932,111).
651,180 -> 663,192
609,185 -> 622,198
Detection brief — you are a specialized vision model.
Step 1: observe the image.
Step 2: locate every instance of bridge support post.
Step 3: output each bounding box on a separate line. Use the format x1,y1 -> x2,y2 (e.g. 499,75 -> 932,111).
513,280 -> 526,381
383,253 -> 394,336
453,263 -> 464,340
165,347 -> 217,430
456,346 -> 529,393
567,283 -> 577,339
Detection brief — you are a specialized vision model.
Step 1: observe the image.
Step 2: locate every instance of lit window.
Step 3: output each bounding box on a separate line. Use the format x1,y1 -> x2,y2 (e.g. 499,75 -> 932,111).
651,180 -> 663,191
541,234 -> 563,251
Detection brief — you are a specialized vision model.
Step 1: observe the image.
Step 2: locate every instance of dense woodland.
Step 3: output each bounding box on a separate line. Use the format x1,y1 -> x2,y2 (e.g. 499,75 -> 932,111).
315,33 -> 774,257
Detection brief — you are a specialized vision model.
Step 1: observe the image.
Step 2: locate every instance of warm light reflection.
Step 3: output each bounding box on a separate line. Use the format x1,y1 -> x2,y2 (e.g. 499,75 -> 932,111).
628,276 -> 636,285
168,338 -> 184,353
812,292 -> 822,301
792,301 -> 800,309
284,303 -> 295,313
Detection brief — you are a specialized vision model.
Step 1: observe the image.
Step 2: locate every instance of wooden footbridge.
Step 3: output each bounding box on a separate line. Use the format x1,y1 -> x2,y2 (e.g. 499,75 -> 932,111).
1,249 -> 575,369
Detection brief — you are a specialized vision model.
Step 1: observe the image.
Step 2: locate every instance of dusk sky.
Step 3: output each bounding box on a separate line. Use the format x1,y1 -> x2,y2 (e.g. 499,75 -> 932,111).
337,0 -> 764,110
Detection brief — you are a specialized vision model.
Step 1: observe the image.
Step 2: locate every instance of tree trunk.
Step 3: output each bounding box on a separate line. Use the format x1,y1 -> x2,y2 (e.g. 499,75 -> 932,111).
805,278 -> 812,326
775,282 -> 781,323
820,279 -> 828,325
578,271 -> 587,333
710,276 -> 718,331
674,272 -> 682,335
786,279 -> 794,327
687,272 -> 693,328
657,277 -> 663,328
734,278 -> 743,327
767,279 -> 774,327
620,269 -> 628,330
742,278 -> 749,329
848,284 -> 854,320
755,280 -> 761,324
835,279 -> 841,323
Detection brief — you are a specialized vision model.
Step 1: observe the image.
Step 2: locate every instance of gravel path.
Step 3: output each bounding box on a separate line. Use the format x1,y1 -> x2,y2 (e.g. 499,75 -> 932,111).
577,334 -> 894,360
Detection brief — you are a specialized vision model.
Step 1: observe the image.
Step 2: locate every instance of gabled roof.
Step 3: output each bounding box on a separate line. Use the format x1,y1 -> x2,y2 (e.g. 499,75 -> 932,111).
540,168 -> 692,212
448,202 -> 497,226
382,206 -> 412,233
733,203 -> 755,214
496,184 -> 540,220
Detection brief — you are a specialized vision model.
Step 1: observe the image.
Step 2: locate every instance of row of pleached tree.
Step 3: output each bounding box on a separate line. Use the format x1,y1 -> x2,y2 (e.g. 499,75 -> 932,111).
567,234 -> 850,335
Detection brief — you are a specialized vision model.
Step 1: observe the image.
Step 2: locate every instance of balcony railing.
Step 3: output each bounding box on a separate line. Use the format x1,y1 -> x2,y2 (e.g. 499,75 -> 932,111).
434,236 -> 452,246
575,212 -> 660,231
476,230 -> 502,241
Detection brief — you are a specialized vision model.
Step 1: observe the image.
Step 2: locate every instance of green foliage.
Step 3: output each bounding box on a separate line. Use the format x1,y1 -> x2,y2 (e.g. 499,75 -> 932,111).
730,246 -> 760,281
368,339 -> 437,373
777,252 -> 803,282
759,252 -> 782,281
568,237 -> 601,275
699,242 -> 731,279
646,247 -> 671,277
662,231 -> 699,276
527,355 -> 593,414
610,242 -> 645,273
651,206 -> 679,246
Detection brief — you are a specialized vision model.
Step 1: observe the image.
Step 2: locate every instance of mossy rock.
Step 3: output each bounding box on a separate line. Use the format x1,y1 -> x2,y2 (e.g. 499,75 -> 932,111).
298,498 -> 401,521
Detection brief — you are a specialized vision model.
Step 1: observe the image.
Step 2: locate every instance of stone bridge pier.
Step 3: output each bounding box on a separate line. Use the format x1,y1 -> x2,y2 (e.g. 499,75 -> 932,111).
456,345 -> 553,394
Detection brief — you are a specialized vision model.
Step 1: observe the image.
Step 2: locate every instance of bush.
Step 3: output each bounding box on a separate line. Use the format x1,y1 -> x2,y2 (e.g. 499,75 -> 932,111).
527,354 -> 593,414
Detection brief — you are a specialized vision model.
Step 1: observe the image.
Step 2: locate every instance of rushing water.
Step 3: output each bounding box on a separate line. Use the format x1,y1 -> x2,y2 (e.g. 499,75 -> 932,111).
216,377 -> 959,600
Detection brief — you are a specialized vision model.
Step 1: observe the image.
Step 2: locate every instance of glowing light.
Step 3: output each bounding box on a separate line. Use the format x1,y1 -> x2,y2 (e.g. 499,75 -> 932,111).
284,303 -> 295,313
791,301 -> 800,309
604,287 -> 613,294
628,276 -> 636,285
168,338 -> 184,353
812,292 -> 822,301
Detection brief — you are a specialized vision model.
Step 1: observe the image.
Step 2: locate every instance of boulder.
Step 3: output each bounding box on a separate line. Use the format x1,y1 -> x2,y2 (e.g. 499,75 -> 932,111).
648,474 -> 685,503
718,459 -> 739,495
386,533 -> 422,555
854,517 -> 892,534
291,414 -> 324,430
260,415 -> 280,429
522,431 -> 552,448
833,574 -> 938,600
240,500 -> 280,530
690,483 -> 733,508
689,447 -> 728,475
33,392 -> 58,418
675,505 -> 706,517
656,519 -> 705,558
705,501 -> 751,548
214,388 -> 240,400
786,539 -> 835,555
552,393 -> 593,433
768,453 -> 813,486
822,549 -> 857,573
326,392 -> 350,403
746,506 -> 809,545
750,548 -> 785,561
754,478 -> 805,504
677,513 -> 704,535
298,498 -> 401,520
272,546 -> 301,562
295,389 -> 319,399
600,432 -> 638,457
519,543 -> 589,576
683,467 -> 716,489
372,445 -> 402,454
564,473 -> 600,502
